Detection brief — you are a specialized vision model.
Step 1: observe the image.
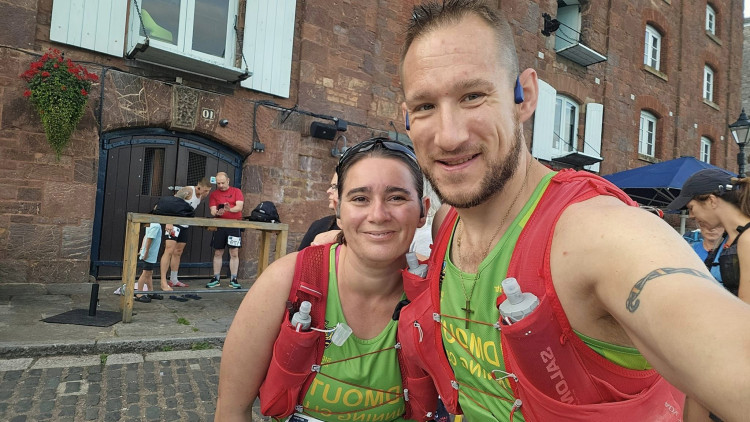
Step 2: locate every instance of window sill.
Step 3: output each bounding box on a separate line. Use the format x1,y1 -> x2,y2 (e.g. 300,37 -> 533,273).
127,38 -> 250,83
638,154 -> 659,164
703,99 -> 720,111
706,31 -> 722,46
642,65 -> 668,82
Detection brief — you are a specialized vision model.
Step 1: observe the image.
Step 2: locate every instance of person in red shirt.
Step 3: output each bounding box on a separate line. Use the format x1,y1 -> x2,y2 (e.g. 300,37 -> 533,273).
207,172 -> 244,289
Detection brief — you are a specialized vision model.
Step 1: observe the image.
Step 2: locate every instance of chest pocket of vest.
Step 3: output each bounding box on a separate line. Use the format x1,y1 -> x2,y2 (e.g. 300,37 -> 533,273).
718,253 -> 740,295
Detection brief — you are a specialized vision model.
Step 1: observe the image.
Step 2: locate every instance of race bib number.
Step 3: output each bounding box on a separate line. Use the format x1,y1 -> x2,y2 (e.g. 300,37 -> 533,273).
227,235 -> 241,247
171,226 -> 180,237
286,414 -> 324,422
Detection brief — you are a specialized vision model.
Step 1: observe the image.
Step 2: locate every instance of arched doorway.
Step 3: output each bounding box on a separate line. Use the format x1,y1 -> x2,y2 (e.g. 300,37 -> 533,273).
91,128 -> 243,279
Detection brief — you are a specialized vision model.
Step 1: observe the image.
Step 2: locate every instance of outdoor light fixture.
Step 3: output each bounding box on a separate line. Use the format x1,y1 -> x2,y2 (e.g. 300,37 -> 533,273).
729,108 -> 750,177
331,134 -> 348,158
541,13 -> 560,37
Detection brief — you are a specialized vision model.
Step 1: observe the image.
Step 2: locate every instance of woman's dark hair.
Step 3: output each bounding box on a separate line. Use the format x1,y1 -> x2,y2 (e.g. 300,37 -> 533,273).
700,177 -> 750,216
334,138 -> 424,245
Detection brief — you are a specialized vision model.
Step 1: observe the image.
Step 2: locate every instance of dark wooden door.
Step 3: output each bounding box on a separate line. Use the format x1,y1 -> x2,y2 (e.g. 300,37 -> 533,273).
92,131 -> 241,279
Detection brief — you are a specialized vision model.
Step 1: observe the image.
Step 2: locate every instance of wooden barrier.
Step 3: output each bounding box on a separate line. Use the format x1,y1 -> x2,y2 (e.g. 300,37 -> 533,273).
120,212 -> 288,322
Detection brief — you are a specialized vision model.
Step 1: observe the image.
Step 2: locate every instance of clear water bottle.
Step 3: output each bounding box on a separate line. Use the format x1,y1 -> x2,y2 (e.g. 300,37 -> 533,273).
498,277 -> 539,324
406,251 -> 428,278
290,301 -> 312,331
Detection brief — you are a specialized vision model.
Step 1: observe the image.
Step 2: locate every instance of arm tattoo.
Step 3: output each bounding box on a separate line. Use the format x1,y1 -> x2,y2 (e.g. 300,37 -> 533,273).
626,267 -> 714,313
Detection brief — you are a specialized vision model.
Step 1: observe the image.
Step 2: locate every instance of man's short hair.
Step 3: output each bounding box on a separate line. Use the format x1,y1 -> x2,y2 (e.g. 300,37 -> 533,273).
400,0 -> 519,85
197,178 -> 211,188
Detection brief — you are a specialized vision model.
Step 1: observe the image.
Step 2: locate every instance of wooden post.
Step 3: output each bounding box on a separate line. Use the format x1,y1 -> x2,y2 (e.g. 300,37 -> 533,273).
120,214 -> 141,323
275,228 -> 288,261
258,231 -> 272,275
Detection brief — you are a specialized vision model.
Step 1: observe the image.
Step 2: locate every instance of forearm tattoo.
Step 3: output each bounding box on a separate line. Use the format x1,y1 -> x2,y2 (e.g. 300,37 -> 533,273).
626,268 -> 714,313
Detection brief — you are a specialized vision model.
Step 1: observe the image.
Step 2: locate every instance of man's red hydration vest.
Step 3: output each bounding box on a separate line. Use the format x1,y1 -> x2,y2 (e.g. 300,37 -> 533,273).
258,244 -> 439,421
397,170 -> 686,421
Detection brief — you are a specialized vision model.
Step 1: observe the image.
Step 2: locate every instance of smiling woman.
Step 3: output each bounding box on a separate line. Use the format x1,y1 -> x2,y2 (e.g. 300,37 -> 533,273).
216,138 -> 436,422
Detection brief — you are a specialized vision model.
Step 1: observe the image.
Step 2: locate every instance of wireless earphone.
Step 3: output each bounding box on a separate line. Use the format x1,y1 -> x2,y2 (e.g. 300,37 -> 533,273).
405,112 -> 410,130
514,76 -> 524,104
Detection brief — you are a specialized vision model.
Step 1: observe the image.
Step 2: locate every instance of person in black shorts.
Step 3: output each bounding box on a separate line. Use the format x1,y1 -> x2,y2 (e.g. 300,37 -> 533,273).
207,172 -> 244,288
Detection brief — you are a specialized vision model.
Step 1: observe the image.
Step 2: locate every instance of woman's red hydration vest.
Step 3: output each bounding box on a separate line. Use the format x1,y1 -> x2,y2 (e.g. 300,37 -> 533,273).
397,170 -> 686,421
258,244 -> 439,421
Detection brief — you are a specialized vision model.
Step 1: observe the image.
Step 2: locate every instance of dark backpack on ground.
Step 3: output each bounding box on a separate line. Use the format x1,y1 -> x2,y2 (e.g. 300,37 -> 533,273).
246,201 -> 280,223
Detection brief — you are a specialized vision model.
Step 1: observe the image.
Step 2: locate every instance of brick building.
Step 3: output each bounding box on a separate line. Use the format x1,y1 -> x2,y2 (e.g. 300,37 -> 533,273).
0,0 -> 745,284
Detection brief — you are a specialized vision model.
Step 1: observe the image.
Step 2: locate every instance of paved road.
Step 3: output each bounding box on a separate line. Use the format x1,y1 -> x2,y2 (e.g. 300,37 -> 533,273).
0,350 -> 271,422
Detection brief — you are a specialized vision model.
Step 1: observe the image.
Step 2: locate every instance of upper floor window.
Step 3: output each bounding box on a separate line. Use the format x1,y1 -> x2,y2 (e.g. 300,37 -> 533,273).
700,136 -> 712,163
704,65 -> 715,103
644,25 -> 662,71
554,95 -> 579,156
706,5 -> 716,35
639,111 -> 657,157
135,0 -> 236,63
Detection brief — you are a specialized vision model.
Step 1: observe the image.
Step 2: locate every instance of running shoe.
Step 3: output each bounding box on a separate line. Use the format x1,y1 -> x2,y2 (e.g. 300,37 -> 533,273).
229,279 -> 242,289
206,278 -> 220,288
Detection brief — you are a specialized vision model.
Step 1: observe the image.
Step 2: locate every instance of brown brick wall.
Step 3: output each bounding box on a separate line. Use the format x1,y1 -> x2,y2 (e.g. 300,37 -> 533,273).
0,0 -> 744,283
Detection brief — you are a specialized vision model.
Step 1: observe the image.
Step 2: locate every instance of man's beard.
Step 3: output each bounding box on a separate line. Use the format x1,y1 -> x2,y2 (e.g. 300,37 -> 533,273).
423,119 -> 523,209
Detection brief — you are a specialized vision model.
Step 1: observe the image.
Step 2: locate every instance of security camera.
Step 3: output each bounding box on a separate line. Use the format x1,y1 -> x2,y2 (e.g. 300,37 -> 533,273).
219,119 -> 229,127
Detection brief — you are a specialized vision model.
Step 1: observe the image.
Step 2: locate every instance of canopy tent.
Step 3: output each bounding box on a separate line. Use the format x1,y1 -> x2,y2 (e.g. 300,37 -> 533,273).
602,156 -> 735,208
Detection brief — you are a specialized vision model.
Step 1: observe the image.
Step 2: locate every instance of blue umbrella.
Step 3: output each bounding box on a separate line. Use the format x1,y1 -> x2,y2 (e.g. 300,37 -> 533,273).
602,156 -> 735,207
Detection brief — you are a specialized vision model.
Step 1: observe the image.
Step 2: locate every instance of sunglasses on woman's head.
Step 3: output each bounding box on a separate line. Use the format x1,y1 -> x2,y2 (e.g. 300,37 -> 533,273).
335,137 -> 417,175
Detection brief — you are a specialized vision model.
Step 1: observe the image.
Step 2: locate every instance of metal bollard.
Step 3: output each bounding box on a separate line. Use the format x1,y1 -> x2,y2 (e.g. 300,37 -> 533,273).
88,283 -> 99,316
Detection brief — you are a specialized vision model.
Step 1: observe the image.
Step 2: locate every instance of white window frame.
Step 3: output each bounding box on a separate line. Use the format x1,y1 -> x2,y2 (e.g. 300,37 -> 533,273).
644,25 -> 661,71
553,95 -> 579,156
639,111 -> 657,157
706,5 -> 716,35
700,136 -> 712,163
129,0 -> 238,69
704,65 -> 714,102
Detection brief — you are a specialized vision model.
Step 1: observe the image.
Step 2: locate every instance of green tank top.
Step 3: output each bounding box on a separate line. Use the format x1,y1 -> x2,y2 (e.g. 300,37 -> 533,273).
440,173 -> 648,421
300,245 -> 410,422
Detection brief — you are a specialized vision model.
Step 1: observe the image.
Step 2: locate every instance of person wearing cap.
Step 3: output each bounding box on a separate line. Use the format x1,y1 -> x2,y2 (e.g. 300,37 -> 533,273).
667,168 -> 750,302
667,168 -> 747,422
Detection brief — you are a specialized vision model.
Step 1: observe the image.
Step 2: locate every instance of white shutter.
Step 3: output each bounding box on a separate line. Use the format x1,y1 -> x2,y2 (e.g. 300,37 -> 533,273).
50,0 -> 127,57
583,103 -> 604,172
241,0 -> 296,98
532,79 -> 557,161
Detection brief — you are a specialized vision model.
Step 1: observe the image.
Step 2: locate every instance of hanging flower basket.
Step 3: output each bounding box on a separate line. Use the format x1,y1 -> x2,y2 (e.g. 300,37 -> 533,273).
20,49 -> 99,158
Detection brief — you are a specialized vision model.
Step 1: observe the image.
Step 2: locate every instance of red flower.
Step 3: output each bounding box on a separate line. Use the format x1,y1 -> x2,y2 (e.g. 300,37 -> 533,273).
23,89 -> 31,97
81,88 -> 87,96
53,63 -> 59,68
41,71 -> 50,77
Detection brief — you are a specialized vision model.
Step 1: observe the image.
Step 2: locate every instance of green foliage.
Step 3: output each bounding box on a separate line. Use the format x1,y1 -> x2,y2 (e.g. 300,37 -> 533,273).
177,317 -> 190,325
100,354 -> 108,365
191,342 -> 212,350
20,48 -> 99,158
162,345 -> 174,352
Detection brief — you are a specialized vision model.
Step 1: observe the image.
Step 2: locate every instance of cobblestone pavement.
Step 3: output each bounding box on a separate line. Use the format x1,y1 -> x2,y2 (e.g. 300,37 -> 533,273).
0,350 -> 272,422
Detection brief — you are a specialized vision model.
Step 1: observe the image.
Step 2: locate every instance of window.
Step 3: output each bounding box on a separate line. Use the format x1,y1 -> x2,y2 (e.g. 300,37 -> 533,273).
639,111 -> 657,157
644,25 -> 662,71
141,148 -> 165,196
134,0 -> 236,64
700,137 -> 712,163
706,5 -> 716,35
704,65 -> 714,102
554,95 -> 579,156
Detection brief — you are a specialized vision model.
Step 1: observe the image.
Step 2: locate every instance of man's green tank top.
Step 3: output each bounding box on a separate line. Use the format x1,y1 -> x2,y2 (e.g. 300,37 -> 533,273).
300,245 -> 410,421
440,173 -> 648,421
